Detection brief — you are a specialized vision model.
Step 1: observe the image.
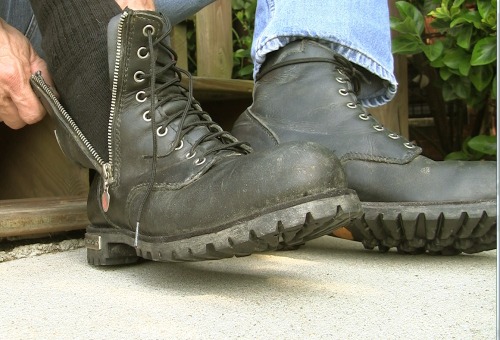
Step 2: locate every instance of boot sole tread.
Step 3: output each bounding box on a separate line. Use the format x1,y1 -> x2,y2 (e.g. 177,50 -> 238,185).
352,200 -> 496,255
86,192 -> 362,265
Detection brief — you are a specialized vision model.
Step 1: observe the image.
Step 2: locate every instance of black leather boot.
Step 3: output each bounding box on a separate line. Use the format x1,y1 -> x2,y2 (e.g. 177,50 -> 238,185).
30,11 -> 362,264
232,40 -> 496,255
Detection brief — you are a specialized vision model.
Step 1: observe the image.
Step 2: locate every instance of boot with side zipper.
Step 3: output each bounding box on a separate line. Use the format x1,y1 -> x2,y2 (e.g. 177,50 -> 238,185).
232,39 -> 496,255
31,10 -> 362,264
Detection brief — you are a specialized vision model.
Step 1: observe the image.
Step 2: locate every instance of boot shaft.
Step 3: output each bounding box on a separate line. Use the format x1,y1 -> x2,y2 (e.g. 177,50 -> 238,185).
238,39 -> 421,163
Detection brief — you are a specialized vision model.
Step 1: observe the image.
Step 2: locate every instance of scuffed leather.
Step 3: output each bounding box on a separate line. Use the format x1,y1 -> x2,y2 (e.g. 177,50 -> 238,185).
232,40 -> 497,203
31,76 -> 101,171
85,10 -> 349,237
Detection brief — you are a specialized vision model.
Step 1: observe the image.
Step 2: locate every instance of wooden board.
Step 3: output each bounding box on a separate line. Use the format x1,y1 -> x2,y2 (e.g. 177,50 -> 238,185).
0,197 -> 88,237
0,117 -> 89,200
190,76 -> 253,101
195,0 -> 233,78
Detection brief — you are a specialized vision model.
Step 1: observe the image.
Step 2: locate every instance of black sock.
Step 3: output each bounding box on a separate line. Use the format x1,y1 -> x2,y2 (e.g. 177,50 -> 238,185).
29,0 -> 121,161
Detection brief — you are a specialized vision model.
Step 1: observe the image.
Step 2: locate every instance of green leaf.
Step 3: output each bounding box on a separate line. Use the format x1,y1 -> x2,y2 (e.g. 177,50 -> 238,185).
445,151 -> 470,160
450,16 -> 468,27
237,64 -> 254,77
451,76 -> 471,99
395,1 -> 425,35
440,67 -> 453,80
471,36 -> 497,65
456,25 -> 473,49
234,48 -> 250,58
430,57 -> 445,67
442,48 -> 469,69
422,0 -> 440,15
469,65 -> 494,91
431,17 -> 453,30
467,135 -> 497,155
392,36 -> 423,54
391,16 -> 423,36
477,0 -> 494,20
422,40 -> 444,61
461,10 -> 484,28
491,75 -> 497,99
430,6 -> 451,20
458,53 -> 471,75
451,0 -> 466,9
442,82 -> 459,101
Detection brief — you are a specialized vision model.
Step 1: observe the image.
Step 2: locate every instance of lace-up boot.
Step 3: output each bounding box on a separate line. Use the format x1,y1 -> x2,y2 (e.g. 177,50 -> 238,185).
232,40 -> 496,255
30,11 -> 362,264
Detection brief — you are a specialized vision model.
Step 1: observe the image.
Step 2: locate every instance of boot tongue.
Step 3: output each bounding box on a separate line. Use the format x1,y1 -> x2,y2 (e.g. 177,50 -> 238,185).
108,9 -> 235,157
107,9 -> 175,80
107,13 -> 124,82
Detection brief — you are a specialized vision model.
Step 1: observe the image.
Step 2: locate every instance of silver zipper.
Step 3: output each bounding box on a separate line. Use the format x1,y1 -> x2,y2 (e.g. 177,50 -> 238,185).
32,72 -> 115,212
31,72 -> 106,167
100,10 -> 129,212
108,10 -> 129,167
32,72 -> 115,211
32,11 -> 130,213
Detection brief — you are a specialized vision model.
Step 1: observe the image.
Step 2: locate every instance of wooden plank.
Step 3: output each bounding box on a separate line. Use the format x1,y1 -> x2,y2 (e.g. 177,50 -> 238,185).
0,197 -> 88,237
0,117 -> 89,200
370,55 -> 409,138
195,0 -> 233,78
170,23 -> 188,70
370,0 -> 409,138
190,76 -> 253,101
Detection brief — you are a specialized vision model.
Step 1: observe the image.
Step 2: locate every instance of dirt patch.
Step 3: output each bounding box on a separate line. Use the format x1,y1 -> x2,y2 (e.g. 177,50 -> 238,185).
0,231 -> 85,262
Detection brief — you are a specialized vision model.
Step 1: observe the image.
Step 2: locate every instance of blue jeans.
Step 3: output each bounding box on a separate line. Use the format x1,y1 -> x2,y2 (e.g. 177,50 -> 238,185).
0,0 -> 214,60
0,0 -> 395,107
0,0 -> 44,59
252,0 -> 397,107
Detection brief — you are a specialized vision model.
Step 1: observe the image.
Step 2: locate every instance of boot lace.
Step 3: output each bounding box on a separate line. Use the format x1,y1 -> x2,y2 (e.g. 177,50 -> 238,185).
134,21 -> 251,246
332,54 -> 416,150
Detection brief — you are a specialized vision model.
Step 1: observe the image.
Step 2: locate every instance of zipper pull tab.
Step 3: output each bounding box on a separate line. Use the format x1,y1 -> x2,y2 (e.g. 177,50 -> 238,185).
101,163 -> 113,212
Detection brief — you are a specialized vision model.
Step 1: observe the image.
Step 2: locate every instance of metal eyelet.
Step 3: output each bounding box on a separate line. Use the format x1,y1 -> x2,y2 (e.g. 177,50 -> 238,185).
186,151 -> 196,159
373,125 -> 384,131
337,69 -> 346,77
347,102 -> 357,109
137,47 -> 149,59
195,158 -> 206,166
156,126 -> 168,137
134,71 -> 145,83
143,25 -> 155,36
404,142 -> 416,149
388,133 -> 400,140
339,88 -> 349,96
136,91 -> 147,102
358,113 -> 370,121
142,110 -> 151,122
336,77 -> 346,84
174,140 -> 184,151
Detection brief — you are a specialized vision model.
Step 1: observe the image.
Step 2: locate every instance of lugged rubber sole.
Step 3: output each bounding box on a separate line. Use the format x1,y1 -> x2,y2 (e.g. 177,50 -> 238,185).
349,200 -> 496,255
85,191 -> 362,265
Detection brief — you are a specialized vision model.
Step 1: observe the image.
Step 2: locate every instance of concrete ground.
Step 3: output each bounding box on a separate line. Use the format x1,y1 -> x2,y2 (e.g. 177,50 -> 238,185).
0,236 -> 497,339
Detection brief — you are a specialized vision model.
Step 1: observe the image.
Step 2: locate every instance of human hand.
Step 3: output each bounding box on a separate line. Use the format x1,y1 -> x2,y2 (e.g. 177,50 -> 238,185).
115,0 -> 155,10
0,18 -> 53,129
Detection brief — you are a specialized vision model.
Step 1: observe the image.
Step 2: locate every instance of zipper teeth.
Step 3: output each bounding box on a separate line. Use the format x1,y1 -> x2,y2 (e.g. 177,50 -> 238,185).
31,73 -> 105,166
108,11 -> 129,166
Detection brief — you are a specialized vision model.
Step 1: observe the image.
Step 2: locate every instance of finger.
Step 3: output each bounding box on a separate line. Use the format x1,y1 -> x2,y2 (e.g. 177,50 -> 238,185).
0,97 -> 27,129
30,52 -> 56,89
4,57 -> 46,125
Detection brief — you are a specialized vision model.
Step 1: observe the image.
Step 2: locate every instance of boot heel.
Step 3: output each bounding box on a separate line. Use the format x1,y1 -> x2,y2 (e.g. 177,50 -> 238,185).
85,231 -> 140,266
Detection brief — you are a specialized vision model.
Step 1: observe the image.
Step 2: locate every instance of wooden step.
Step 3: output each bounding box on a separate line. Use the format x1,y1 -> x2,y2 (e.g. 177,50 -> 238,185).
0,197 -> 88,238
189,76 -> 253,101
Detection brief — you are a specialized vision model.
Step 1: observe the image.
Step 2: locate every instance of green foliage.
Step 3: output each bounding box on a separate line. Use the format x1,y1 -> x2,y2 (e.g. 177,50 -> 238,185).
232,0 -> 257,79
444,134 -> 497,160
391,0 -> 497,109
183,0 -> 257,78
